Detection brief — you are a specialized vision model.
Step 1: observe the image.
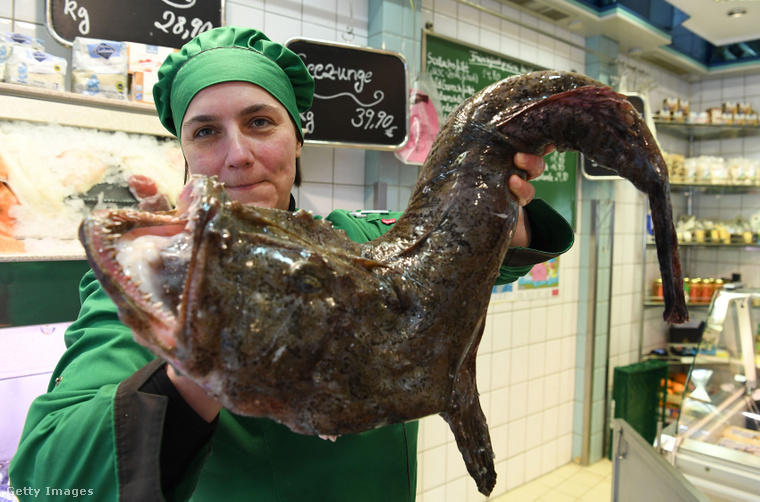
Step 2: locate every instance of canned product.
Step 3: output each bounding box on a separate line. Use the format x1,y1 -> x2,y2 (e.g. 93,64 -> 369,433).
702,278 -> 715,303
653,278 -> 663,300
691,278 -> 703,303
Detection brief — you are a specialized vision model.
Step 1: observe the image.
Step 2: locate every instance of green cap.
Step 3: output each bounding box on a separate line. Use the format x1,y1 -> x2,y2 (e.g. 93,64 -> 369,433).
153,26 -> 314,141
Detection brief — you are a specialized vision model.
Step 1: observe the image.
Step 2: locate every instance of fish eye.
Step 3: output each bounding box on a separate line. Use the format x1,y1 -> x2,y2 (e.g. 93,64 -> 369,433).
288,261 -> 326,294
296,273 -> 322,294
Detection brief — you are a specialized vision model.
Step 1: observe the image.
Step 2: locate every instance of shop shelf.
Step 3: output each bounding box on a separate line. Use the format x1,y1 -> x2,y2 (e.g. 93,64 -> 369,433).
654,121 -> 760,141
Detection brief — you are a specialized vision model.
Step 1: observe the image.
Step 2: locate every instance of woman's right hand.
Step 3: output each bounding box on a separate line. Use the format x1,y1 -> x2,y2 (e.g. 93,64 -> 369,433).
165,364 -> 223,422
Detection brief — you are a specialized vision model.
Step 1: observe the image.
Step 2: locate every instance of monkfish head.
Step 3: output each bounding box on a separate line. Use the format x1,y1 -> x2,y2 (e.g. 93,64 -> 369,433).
79,175 -> 392,389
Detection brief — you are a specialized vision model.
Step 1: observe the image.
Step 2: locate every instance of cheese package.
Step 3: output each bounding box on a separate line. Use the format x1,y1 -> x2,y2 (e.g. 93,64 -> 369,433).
127,42 -> 177,73
71,37 -> 128,100
127,42 -> 177,103
3,47 -> 67,91
1,32 -> 45,83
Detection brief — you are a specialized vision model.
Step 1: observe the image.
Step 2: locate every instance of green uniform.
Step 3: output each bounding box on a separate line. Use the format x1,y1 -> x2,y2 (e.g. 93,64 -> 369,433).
10,200 -> 572,502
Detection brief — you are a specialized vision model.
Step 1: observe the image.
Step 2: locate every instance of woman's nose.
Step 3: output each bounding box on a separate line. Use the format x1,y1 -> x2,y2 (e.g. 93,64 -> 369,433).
225,130 -> 255,168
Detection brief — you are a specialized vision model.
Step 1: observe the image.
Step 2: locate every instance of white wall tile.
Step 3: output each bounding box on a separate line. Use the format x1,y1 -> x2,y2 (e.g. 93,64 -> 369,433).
225,2 -> 264,26
491,422 -> 509,462
301,21 -> 336,41
0,0 -> 11,18
543,372 -> 561,409
420,444 -> 447,491
528,343 -> 546,379
431,11 -> 456,38
508,381 -> 527,421
445,477 -> 469,502
488,387 -> 514,426
510,346 -> 529,384
505,453 -> 526,491
477,353 -> 492,392
303,0 -> 336,28
420,414 -> 449,451
333,148 -> 366,185
446,439 -> 467,481
506,416 -> 526,455
12,0 -> 41,24
264,11 -> 302,42
524,441 -> 543,481
510,309 -> 531,347
490,349 -> 511,389
525,376 -> 543,419
331,184 -> 365,211
297,181 -> 331,213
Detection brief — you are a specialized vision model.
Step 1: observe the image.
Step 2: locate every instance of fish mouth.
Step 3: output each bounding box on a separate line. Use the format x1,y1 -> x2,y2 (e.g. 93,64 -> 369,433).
79,177 -> 218,352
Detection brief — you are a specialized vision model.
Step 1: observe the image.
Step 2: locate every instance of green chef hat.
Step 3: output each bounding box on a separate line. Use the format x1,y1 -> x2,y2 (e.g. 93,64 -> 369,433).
153,26 -> 314,141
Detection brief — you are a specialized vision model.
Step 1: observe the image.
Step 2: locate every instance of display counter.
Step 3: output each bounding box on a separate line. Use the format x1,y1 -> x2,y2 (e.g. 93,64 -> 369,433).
660,287 -> 760,501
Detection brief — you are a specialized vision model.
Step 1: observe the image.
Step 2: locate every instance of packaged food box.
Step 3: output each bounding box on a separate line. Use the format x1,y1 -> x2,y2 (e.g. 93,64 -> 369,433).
127,42 -> 177,73
71,37 -> 128,100
1,32 -> 45,83
129,69 -> 160,104
3,47 -> 67,91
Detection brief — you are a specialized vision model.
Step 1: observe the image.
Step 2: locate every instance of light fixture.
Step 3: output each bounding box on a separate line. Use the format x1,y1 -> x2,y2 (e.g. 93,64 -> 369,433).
728,8 -> 748,16
628,47 -> 643,56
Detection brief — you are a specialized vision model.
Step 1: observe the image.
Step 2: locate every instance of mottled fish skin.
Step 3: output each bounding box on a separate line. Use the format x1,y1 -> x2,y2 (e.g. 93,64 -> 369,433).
80,70 -> 686,497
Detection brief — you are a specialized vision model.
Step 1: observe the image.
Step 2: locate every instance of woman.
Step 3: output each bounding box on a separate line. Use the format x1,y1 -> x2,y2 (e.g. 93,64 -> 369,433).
10,27 -> 573,501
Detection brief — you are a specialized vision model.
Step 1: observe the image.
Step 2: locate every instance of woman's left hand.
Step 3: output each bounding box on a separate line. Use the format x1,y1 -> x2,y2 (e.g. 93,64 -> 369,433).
509,145 -> 555,206
509,145 -> 555,248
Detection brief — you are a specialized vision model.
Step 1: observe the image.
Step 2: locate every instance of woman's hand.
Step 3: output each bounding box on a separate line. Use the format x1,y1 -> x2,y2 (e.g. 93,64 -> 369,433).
509,145 -> 555,248
166,364 -> 222,422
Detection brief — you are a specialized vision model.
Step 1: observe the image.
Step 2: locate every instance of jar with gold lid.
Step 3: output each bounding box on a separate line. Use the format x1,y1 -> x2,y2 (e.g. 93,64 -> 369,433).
652,278 -> 663,300
702,278 -> 715,303
691,278 -> 703,304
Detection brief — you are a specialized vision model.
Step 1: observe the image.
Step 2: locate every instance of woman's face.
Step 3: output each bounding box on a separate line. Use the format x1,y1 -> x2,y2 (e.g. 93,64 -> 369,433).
180,81 -> 301,210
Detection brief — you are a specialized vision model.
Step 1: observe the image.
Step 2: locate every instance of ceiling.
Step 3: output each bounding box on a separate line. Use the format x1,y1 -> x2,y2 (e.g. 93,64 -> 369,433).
497,0 -> 760,79
665,0 -> 760,46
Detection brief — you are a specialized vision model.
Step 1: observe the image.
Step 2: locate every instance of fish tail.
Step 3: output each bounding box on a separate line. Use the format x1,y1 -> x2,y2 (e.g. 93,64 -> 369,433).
648,187 -> 689,324
496,82 -> 688,324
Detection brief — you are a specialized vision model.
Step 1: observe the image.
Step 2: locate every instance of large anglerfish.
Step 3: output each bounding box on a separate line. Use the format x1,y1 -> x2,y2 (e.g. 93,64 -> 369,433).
79,71 -> 687,496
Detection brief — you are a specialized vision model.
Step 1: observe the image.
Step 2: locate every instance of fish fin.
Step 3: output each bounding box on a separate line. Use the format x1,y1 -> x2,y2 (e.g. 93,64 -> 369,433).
440,322 -> 496,496
351,256 -> 388,271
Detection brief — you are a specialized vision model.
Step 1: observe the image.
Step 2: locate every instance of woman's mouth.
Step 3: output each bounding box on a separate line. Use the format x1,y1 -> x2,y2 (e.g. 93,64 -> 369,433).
224,181 -> 263,191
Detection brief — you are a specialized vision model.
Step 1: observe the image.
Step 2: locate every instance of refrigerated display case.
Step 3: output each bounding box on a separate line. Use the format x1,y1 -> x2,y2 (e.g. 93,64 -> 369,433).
659,287 -> 760,501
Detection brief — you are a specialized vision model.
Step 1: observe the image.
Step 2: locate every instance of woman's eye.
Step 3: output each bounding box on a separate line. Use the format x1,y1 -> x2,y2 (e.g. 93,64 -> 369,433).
251,117 -> 271,128
194,126 -> 215,138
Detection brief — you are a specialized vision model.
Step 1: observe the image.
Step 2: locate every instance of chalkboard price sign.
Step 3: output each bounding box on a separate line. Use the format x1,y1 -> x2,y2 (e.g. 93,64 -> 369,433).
286,38 -> 408,150
46,0 -> 224,48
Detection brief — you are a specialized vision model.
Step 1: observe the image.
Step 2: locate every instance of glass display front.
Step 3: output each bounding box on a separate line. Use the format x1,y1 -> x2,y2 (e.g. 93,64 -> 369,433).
660,287 -> 760,500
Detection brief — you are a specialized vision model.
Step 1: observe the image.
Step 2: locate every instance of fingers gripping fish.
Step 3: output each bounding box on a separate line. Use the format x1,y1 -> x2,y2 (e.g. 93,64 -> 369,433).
80,71 -> 686,496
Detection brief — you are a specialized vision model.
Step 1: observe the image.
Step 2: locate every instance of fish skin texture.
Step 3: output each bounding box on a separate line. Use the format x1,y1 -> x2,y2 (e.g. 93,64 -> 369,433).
80,71 -> 686,496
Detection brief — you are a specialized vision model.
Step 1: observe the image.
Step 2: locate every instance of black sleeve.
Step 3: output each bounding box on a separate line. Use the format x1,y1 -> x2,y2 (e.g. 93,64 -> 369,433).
139,364 -> 218,496
114,359 -> 217,501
